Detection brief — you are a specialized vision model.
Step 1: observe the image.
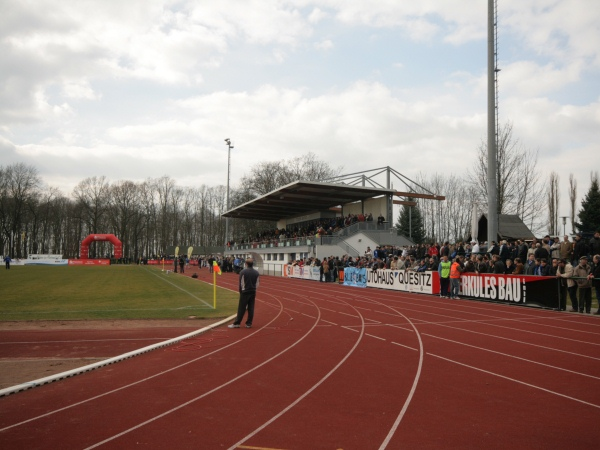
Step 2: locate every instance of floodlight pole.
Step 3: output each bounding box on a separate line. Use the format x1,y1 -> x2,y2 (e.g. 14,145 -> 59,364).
224,139 -> 234,248
487,0 -> 499,246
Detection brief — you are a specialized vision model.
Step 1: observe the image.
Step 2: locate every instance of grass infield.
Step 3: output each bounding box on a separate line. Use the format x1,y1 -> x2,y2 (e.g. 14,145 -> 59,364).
0,265 -> 239,321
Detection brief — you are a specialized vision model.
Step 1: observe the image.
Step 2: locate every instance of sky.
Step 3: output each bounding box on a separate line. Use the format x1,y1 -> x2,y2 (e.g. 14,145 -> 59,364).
1,0 -> 599,231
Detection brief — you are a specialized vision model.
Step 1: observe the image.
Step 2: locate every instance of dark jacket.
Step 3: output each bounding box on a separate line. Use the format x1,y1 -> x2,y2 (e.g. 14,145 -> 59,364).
589,237 -> 600,256
239,267 -> 260,292
573,239 -> 588,261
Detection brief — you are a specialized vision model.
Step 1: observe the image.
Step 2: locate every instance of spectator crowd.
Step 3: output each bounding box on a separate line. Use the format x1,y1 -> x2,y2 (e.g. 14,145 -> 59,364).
286,231 -> 600,315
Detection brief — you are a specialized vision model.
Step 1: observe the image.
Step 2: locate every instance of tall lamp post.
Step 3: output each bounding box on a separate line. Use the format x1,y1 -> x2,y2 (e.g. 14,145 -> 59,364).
560,216 -> 569,236
224,138 -> 234,248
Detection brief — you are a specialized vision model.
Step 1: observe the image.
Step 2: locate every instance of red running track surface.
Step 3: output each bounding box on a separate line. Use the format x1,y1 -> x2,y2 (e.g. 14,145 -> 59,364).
1,268 -> 599,449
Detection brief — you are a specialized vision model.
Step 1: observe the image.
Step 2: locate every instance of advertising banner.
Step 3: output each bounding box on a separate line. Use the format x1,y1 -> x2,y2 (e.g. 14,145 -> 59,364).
459,274 -> 559,308
366,269 -> 438,294
147,259 -> 174,265
284,264 -> 321,281
68,259 -> 111,266
343,267 -> 367,287
10,259 -> 69,266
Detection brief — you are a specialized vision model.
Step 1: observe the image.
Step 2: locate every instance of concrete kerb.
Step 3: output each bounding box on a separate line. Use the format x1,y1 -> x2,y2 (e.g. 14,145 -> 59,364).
0,314 -> 237,397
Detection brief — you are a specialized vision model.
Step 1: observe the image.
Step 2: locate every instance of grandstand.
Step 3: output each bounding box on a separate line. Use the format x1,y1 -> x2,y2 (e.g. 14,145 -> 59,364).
222,167 -> 445,276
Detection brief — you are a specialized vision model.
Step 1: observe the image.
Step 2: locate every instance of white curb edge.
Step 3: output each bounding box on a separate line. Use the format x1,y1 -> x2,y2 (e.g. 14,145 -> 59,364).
0,314 -> 236,397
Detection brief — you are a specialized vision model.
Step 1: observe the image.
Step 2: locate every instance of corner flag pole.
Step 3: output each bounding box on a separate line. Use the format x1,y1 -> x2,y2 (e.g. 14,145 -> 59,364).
213,269 -> 217,309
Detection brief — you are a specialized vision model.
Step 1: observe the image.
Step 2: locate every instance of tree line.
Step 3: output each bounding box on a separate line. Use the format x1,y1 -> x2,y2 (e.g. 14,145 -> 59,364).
397,123 -> 600,243
3,128 -> 598,258
0,154 -> 339,259
0,164 -> 228,259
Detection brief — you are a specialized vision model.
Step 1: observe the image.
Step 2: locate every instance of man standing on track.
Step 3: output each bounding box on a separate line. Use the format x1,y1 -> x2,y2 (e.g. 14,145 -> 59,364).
229,257 -> 260,329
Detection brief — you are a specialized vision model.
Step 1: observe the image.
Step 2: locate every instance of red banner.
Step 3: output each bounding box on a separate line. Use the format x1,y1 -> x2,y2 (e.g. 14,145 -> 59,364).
68,259 -> 111,266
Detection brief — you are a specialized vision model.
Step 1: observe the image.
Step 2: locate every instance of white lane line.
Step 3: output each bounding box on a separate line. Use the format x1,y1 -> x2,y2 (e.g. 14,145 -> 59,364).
365,333 -> 386,341
321,319 -> 338,326
378,309 -> 424,450
430,321 -> 600,361
229,299 -> 366,450
0,295 -> 287,432
423,333 -> 600,380
84,301 -> 322,450
391,342 -> 418,352
428,353 -> 600,410
143,267 -> 213,308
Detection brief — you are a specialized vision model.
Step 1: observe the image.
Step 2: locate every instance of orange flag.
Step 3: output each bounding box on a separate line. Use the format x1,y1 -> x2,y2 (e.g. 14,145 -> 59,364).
213,260 -> 222,275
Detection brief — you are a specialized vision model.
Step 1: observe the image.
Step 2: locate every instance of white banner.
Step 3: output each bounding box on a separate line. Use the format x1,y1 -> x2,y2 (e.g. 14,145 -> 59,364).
10,259 -> 69,266
284,264 -> 321,281
366,269 -> 435,294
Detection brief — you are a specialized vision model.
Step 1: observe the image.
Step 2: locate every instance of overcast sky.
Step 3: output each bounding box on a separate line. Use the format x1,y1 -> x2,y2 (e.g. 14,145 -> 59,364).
1,0 -> 599,228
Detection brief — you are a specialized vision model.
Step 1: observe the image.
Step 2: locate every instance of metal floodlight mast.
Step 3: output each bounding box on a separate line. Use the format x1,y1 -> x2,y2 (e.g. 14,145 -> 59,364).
224,138 -> 233,247
487,0 -> 499,245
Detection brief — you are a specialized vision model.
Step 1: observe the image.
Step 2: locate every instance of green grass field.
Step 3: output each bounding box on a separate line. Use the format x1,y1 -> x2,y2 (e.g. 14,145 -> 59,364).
0,265 -> 239,321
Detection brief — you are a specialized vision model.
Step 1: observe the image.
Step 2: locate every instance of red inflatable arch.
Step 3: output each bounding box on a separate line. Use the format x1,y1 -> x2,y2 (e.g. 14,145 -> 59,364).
80,234 -> 123,259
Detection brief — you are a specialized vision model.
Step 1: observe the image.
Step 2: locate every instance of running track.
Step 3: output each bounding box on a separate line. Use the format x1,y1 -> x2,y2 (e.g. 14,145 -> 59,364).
1,268 -> 599,449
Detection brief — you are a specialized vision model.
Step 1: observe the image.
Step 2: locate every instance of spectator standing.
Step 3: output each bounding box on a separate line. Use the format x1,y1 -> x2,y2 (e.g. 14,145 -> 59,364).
590,254 -> 600,315
573,235 -> 588,266
559,235 -> 573,261
449,257 -> 463,299
557,259 -> 578,312
524,254 -> 537,275
492,254 -> 506,274
513,257 -> 524,275
590,231 -> 600,256
4,255 -> 10,270
438,255 -> 451,298
322,258 -> 330,282
573,256 -> 592,313
499,240 -> 511,262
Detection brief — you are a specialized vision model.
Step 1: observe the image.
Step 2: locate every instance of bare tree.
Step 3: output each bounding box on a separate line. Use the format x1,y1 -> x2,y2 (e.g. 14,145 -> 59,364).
0,163 -> 41,257
469,122 -> 545,234
415,173 -> 476,243
547,172 -> 560,236
569,173 -> 577,235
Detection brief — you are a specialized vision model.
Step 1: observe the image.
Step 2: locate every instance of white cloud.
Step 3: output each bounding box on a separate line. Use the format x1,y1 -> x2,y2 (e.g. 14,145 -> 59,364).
314,39 -> 334,50
62,81 -> 100,100
0,0 -> 598,219
308,7 -> 328,24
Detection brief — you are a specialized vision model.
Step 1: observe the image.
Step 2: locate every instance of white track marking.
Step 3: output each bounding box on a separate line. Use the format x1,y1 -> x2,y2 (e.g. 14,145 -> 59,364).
423,333 -> 600,380
428,353 -> 600,409
228,299 -> 365,450
0,299 -> 284,431
427,321 -> 600,361
84,301 -> 322,450
143,267 -> 213,308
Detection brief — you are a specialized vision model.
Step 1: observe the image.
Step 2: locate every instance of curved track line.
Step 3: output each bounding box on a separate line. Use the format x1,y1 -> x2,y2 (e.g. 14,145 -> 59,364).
0,293 -> 285,432
429,353 -> 600,409
228,296 -> 366,449
84,298 -> 322,450
423,332 -> 600,380
340,292 -> 425,450
269,281 -> 426,450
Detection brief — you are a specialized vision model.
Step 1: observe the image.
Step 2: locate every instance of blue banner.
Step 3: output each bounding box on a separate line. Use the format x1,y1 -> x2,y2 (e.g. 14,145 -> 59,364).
343,267 -> 367,287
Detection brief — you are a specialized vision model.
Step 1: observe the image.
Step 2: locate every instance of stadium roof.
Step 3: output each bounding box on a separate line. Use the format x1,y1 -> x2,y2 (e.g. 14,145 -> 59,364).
222,181 -> 395,222
478,214 -> 536,241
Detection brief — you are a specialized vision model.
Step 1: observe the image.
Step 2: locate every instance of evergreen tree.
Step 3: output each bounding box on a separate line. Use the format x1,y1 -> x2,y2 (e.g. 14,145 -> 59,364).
396,198 -> 425,244
576,173 -> 600,233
